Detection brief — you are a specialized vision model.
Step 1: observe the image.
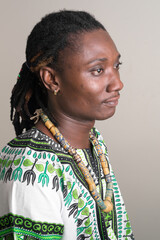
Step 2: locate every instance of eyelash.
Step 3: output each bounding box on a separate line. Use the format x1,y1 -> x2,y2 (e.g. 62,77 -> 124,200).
114,61 -> 122,70
92,68 -> 104,76
91,61 -> 122,76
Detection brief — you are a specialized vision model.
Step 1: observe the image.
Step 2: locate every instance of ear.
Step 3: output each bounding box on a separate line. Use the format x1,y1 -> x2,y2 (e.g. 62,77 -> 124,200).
39,67 -> 60,92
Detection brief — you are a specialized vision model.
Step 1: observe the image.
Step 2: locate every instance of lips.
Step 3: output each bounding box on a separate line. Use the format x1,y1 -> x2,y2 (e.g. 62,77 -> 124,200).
103,95 -> 120,107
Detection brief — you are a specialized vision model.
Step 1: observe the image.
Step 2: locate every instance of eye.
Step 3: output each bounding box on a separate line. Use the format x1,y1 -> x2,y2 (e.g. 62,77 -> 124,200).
114,61 -> 122,70
92,68 -> 104,76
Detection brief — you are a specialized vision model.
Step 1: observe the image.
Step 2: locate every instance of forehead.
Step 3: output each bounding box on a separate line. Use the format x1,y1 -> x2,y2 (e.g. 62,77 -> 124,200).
60,29 -> 119,67
79,29 -> 119,61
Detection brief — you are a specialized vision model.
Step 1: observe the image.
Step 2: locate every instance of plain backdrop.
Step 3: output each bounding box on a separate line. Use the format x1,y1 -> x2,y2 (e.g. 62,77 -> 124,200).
0,0 -> 160,239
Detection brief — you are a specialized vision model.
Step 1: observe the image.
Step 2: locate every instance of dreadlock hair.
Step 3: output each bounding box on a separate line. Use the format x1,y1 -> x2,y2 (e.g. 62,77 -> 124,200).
10,10 -> 106,136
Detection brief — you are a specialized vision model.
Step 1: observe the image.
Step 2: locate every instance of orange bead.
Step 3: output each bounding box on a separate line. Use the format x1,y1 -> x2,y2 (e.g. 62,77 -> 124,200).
103,197 -> 113,213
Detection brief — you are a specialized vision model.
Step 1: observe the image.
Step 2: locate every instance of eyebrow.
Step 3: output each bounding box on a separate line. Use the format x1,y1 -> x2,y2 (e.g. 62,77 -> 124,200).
87,58 -> 108,65
87,54 -> 121,65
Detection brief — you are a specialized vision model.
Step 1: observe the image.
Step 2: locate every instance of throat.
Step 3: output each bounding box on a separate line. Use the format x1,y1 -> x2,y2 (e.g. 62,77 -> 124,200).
35,119 -> 95,149
58,121 -> 94,149
50,110 -> 95,149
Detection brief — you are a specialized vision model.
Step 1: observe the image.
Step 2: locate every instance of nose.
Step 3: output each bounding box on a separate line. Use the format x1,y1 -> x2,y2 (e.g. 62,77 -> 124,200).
107,71 -> 124,92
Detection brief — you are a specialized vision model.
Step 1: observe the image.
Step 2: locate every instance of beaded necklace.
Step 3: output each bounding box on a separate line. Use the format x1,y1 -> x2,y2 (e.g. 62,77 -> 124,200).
37,110 -> 113,213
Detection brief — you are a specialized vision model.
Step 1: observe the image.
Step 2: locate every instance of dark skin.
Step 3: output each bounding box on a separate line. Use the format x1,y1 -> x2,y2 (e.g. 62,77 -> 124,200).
36,29 -> 123,149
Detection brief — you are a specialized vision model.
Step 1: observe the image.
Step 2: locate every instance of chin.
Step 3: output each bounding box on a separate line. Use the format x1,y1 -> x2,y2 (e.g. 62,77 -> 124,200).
96,108 -> 116,120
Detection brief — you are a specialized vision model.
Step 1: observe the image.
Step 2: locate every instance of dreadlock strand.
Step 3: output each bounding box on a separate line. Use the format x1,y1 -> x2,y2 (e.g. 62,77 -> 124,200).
24,88 -> 33,118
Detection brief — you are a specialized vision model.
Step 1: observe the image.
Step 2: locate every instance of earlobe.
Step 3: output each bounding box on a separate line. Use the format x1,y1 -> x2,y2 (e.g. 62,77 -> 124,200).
39,67 -> 60,92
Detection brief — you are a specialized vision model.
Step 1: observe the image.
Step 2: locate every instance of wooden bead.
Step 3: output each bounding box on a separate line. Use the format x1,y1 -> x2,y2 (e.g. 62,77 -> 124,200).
103,197 -> 113,213
45,120 -> 54,130
50,127 -> 58,136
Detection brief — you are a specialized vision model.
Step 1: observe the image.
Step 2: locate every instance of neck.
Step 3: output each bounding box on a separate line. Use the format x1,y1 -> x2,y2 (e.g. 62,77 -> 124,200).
36,110 -> 95,149
56,114 -> 95,149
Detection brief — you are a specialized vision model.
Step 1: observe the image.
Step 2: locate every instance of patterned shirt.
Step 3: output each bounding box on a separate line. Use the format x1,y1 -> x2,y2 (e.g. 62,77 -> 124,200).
0,127 -> 134,240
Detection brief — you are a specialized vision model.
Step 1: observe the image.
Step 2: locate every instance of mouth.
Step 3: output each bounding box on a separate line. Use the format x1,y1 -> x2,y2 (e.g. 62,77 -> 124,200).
103,95 -> 120,107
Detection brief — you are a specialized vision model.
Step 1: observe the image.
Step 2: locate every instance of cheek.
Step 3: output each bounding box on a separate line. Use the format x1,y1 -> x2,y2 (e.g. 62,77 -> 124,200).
83,81 -> 105,100
59,83 -> 84,108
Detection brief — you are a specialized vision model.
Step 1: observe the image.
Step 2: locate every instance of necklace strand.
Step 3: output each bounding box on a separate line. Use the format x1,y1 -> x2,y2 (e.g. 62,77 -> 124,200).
39,110 -> 113,213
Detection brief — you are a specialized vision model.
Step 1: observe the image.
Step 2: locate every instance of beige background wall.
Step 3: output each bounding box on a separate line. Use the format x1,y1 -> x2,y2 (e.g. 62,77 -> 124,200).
0,0 -> 160,239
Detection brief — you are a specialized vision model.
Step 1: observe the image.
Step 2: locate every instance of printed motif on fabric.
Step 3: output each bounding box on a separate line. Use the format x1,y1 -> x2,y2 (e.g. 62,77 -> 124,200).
0,127 -> 134,240
62,163 -> 100,240
0,213 -> 63,239
0,145 -> 63,190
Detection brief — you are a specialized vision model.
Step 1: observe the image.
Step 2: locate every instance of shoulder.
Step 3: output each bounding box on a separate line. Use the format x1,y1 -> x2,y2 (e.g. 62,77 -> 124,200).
92,127 -> 109,156
0,129 -> 65,239
92,127 -> 106,144
5,127 -> 55,152
0,128 -> 63,187
0,127 -> 61,159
